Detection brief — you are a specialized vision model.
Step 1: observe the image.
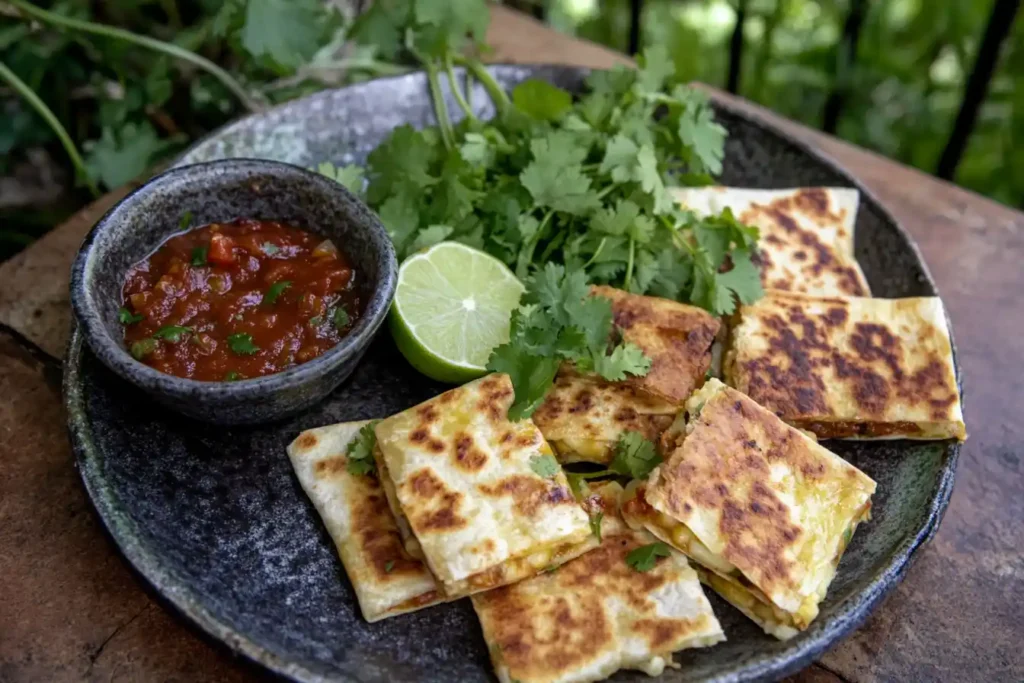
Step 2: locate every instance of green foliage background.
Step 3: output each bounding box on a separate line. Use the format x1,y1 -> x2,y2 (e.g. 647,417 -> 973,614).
553,0 -> 1022,207
0,0 -> 1020,261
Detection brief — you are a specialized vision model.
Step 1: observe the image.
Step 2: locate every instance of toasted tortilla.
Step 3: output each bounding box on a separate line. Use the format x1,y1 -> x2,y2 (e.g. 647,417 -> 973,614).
671,186 -> 870,297
591,286 -> 720,405
286,421 -> 447,622
373,374 -> 594,597
622,380 -> 876,639
473,482 -> 724,683
724,291 -> 966,440
532,371 -> 677,464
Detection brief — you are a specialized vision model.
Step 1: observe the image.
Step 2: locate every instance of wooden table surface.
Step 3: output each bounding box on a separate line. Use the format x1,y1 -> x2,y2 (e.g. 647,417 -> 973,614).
1,7 -> 1021,683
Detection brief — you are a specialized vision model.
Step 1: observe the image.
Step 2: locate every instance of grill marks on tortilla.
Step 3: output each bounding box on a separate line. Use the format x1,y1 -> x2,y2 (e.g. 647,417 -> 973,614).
405,469 -> 469,532
739,189 -> 867,296
642,380 -> 876,627
725,292 -> 965,438
286,422 -> 446,622
472,482 -> 724,682
671,186 -> 869,297
655,393 -> 807,597
374,374 -> 592,593
592,286 -> 720,404
533,372 -> 677,464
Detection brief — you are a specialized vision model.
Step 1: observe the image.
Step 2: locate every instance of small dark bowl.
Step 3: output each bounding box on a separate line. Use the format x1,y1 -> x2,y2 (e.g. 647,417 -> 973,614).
69,159 -> 397,425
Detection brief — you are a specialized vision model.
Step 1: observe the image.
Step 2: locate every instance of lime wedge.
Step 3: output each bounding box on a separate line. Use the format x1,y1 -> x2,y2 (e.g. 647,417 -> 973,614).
390,242 -> 525,383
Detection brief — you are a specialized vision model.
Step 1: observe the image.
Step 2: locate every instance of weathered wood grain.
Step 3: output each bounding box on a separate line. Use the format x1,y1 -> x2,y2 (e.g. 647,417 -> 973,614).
0,6 -> 1020,682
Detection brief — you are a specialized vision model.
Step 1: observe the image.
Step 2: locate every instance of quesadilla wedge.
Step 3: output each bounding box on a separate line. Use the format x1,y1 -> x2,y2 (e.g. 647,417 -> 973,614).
592,286 -> 720,406
621,379 -> 876,639
531,287 -> 719,464
473,482 -> 724,683
532,371 -> 677,464
287,421 -> 447,622
724,291 -> 966,440
373,374 -> 595,597
671,186 -> 870,297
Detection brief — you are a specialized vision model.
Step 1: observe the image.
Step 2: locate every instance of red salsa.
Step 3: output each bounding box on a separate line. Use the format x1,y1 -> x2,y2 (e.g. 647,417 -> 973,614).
121,218 -> 360,381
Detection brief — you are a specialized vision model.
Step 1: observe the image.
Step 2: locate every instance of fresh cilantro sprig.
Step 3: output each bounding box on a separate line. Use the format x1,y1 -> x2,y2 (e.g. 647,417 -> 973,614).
487,264 -> 652,420
563,432 -> 662,490
346,421 -> 380,476
626,542 -> 671,572
337,9 -> 763,317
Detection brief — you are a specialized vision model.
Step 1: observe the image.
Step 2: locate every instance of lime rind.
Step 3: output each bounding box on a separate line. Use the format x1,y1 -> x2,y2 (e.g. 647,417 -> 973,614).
391,242 -> 524,382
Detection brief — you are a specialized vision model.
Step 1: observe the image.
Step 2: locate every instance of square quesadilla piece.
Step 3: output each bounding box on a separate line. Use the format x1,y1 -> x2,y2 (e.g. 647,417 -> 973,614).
374,374 -> 595,597
472,482 -> 724,683
621,379 -> 876,640
671,186 -> 870,297
591,286 -> 720,405
532,371 -> 677,465
531,287 -> 719,464
287,421 -> 447,622
724,291 -> 966,440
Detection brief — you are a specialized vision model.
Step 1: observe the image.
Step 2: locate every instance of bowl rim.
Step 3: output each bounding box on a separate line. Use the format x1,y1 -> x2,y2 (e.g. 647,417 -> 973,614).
68,158 -> 397,398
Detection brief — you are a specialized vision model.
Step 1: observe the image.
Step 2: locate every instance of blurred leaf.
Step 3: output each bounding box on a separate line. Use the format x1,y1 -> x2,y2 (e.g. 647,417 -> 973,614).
84,123 -> 182,189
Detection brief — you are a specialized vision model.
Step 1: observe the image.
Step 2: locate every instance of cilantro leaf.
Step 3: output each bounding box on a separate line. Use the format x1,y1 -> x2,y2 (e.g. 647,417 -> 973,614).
118,307 -> 144,325
152,325 -> 192,343
590,511 -> 604,542
593,342 -> 652,381
626,542 -> 671,572
636,45 -> 675,93
346,421 -> 380,475
409,225 -> 453,253
332,306 -> 350,329
530,454 -> 560,479
241,0 -> 328,70
316,162 -> 366,195
130,339 -> 157,360
609,431 -> 662,479
261,242 -> 280,256
513,79 -> 573,121
179,211 -> 193,230
488,264 -> 651,419
262,281 -> 292,306
385,560 -> 395,573
227,333 -> 260,355
378,191 -> 422,257
224,371 -> 244,381
191,246 -> 208,266
675,87 -> 727,176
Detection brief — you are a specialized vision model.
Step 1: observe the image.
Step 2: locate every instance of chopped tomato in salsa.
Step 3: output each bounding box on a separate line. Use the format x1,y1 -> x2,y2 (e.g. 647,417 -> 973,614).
121,218 -> 360,381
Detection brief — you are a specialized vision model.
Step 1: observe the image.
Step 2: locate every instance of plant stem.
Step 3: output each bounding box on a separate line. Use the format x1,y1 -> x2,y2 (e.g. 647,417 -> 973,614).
453,56 -> 510,116
516,209 -> 554,279
7,0 -> 261,112
423,61 -> 455,150
263,60 -> 411,92
444,53 -> 476,121
0,60 -> 99,196
624,236 -> 635,290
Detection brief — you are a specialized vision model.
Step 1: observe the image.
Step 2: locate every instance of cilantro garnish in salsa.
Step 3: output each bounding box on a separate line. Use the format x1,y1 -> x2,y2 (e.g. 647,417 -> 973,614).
121,218 -> 360,381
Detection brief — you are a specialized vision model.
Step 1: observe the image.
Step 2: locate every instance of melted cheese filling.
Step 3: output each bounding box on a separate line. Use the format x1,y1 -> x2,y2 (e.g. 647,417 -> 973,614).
647,509 -> 871,635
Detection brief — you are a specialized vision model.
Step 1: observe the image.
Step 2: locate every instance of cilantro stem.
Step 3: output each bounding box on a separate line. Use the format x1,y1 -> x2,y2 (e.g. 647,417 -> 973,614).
625,237 -> 636,290
444,53 -> 476,121
583,237 -> 608,268
453,56 -> 510,116
517,209 -> 554,279
0,60 -> 99,197
423,61 -> 455,150
7,0 -> 261,112
595,185 -> 616,200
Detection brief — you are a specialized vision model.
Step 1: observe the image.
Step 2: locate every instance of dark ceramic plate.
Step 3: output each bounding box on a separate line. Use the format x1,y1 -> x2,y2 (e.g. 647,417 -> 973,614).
65,65 -> 961,683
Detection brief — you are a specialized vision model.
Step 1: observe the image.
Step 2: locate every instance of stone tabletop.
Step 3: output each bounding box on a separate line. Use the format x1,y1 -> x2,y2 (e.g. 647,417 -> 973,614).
1,7 -> 1021,683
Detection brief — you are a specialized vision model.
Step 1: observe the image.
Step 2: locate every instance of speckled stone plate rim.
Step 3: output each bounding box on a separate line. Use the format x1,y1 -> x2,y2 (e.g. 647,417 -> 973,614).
64,65 -> 963,683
